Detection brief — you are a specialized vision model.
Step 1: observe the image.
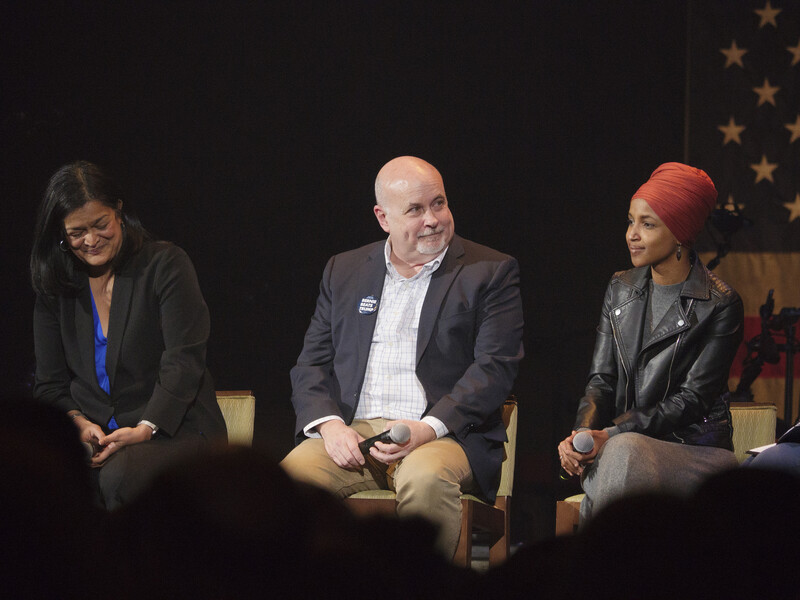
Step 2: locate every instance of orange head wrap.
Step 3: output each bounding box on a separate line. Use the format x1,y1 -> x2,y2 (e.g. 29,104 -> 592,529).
631,162 -> 717,246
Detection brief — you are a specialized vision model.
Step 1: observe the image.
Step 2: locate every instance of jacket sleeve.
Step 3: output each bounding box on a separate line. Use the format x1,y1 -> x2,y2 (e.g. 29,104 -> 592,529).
574,281 -> 619,431
139,246 -> 212,436
610,292 -> 744,438
289,255 -> 345,437
424,256 -> 525,438
33,294 -> 81,414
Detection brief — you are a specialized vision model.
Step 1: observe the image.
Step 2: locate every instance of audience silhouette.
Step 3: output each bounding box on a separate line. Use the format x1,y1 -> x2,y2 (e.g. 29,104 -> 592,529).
6,396 -> 798,599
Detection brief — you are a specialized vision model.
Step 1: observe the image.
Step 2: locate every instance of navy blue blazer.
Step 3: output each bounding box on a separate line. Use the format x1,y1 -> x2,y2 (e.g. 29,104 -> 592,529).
33,242 -> 226,440
290,235 -> 524,500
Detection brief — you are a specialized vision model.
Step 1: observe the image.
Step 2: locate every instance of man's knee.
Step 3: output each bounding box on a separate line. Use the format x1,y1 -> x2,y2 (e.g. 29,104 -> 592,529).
281,440 -> 379,498
396,464 -> 452,497
280,441 -> 330,483
393,445 -> 467,499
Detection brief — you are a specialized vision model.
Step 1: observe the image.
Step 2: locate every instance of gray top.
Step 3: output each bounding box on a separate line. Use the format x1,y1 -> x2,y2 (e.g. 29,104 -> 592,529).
646,279 -> 684,337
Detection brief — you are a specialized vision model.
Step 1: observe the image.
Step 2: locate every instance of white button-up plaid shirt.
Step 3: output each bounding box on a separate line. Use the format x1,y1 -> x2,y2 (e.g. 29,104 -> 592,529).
303,239 -> 448,438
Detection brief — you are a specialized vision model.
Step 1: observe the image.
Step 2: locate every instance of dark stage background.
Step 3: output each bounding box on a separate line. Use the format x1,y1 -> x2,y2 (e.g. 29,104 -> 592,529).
1,1 -> 688,543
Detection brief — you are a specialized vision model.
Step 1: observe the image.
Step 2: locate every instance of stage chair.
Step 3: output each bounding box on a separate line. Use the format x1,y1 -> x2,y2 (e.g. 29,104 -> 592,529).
554,494 -> 583,537
554,402 -> 777,536
729,401 -> 777,462
216,390 -> 256,447
344,397 -> 518,569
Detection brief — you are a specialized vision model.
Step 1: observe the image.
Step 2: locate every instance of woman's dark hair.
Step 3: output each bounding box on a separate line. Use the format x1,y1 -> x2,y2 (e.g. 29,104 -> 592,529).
30,161 -> 151,297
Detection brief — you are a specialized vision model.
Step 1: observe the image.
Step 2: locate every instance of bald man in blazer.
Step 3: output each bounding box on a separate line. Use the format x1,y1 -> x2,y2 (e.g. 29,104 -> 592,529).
281,157 -> 524,558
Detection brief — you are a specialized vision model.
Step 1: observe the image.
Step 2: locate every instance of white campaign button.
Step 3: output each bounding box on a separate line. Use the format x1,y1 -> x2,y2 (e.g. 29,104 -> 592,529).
677,319 -> 685,326
615,309 -> 621,316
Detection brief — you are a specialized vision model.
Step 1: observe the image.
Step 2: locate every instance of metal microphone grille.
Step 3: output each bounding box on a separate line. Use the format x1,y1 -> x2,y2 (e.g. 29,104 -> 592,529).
573,431 -> 595,453
390,423 -> 411,444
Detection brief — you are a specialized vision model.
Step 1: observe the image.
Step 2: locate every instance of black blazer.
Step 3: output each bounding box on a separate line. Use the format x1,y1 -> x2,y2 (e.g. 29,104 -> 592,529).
290,235 -> 524,500
33,242 -> 226,440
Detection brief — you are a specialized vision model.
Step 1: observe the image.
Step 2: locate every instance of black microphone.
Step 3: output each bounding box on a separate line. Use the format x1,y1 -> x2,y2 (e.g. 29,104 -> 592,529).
82,442 -> 94,458
559,431 -> 595,479
82,441 -> 102,461
359,423 -> 411,454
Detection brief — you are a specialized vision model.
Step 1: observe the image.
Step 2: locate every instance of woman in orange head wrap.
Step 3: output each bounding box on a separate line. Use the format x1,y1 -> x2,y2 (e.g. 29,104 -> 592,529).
557,162 -> 744,522
627,162 -> 718,283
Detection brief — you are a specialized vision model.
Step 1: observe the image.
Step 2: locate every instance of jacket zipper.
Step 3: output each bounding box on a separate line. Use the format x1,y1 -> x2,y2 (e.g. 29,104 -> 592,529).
609,318 -> 632,412
663,298 -> 694,404
666,298 -> 694,443
662,334 -> 681,404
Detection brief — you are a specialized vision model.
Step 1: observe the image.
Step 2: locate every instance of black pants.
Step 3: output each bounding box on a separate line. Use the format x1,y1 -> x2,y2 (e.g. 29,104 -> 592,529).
90,431 -> 208,510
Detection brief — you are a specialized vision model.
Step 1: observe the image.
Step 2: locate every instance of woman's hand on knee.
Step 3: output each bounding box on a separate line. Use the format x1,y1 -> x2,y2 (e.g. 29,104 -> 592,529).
90,425 -> 153,466
75,417 -> 104,447
72,417 -> 105,465
558,429 -> 609,476
558,432 -> 585,477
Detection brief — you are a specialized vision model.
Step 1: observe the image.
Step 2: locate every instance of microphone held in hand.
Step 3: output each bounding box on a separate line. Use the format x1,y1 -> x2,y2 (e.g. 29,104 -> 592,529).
82,442 -> 94,458
82,441 -> 102,461
559,430 -> 595,480
359,423 -> 411,454
572,430 -> 595,454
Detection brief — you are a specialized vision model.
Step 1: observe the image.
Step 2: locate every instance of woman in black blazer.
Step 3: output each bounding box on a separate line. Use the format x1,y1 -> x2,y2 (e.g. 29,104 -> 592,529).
31,161 -> 226,509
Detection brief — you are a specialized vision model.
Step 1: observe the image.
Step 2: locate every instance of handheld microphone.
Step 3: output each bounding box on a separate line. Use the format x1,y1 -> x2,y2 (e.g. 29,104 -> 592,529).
572,431 -> 595,454
559,431 -> 595,480
82,441 -> 102,461
359,423 -> 411,454
82,442 -> 95,458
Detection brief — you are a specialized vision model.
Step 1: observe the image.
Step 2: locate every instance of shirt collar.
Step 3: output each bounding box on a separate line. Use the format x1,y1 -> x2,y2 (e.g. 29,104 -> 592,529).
383,238 -> 449,280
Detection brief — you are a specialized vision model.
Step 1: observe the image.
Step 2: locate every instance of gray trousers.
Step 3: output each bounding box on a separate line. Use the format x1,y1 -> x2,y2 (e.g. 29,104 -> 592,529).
580,432 -> 738,522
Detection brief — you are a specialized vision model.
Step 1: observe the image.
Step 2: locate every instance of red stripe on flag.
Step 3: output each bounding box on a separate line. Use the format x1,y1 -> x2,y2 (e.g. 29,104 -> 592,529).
728,316 -> 800,378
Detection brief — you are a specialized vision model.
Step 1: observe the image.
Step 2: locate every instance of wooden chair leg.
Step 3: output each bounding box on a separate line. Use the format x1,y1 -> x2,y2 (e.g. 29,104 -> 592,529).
487,496 -> 510,567
453,499 -> 473,568
555,500 -> 581,536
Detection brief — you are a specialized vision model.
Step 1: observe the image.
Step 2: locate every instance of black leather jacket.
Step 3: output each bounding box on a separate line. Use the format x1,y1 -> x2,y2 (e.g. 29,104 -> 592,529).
574,255 -> 744,449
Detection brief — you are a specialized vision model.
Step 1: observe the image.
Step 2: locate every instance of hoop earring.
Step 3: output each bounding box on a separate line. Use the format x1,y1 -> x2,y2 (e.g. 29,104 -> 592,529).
59,239 -> 69,253
676,243 -> 682,261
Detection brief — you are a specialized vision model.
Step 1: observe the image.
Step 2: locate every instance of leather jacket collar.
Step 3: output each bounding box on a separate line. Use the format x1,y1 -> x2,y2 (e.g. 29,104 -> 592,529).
616,256 -> 711,301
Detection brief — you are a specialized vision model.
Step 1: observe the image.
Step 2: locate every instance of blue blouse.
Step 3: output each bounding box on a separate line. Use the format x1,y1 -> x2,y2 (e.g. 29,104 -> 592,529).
90,291 -> 118,430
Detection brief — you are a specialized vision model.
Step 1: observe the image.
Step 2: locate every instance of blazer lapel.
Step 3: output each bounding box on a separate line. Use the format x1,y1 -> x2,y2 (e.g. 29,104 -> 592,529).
416,237 -> 464,365
105,272 -> 134,390
74,279 -> 97,387
355,246 -> 387,379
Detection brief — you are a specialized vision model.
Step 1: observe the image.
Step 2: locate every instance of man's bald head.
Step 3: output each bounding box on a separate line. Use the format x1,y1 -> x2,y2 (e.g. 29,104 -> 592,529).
374,156 -> 445,209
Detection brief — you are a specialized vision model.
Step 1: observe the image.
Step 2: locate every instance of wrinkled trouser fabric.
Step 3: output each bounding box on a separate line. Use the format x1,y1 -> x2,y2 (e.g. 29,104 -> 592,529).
280,418 -> 474,559
580,432 -> 738,523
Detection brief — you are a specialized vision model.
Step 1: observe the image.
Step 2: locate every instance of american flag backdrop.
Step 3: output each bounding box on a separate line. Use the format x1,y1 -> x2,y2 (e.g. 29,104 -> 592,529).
688,1 -> 800,429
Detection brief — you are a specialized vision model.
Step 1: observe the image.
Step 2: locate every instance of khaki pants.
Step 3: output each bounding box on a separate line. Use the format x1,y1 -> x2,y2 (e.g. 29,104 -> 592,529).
280,419 -> 474,559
